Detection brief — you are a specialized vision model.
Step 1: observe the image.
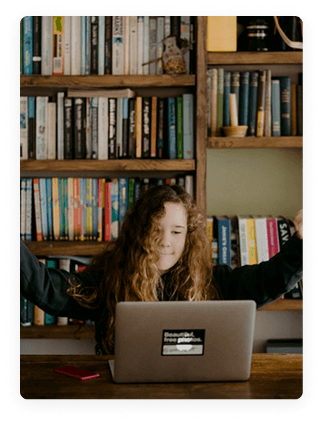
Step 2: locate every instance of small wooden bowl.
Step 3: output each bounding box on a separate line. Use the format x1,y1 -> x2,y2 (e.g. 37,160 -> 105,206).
223,125 -> 248,137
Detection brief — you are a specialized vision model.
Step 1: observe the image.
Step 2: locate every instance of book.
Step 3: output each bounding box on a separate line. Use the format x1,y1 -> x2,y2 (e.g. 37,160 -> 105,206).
176,96 -> 183,159
47,102 -> 56,159
271,79 -> 281,136
149,17 -> 157,75
108,98 -> 117,159
247,71 -> 259,136
143,16 -> 150,75
64,16 -> 71,75
135,97 -> 142,158
246,217 -> 257,265
239,71 -> 250,127
209,69 -> 217,136
254,217 -> 269,263
122,98 -> 129,158
128,98 -> 136,158
223,71 -> 231,127
142,97 -> 151,158
168,98 -> 176,159
111,178 -> 119,240
291,83 -> 297,135
41,16 -> 53,75
36,96 -> 48,160
57,92 -> 65,160
279,76 -> 291,136
32,16 -> 42,75
104,16 -> 112,75
150,96 -> 157,158
98,97 -> 108,160
116,98 -> 123,158
64,98 -> 73,159
266,217 -> 280,258
67,88 -> 136,98
256,70 -> 266,137
264,69 -> 272,137
238,217 -> 248,266
71,16 -> 81,75
53,16 -> 64,75
129,16 -> 138,75
20,97 -> 28,160
137,16 -> 144,75
118,178 -> 128,232
33,178 -> 43,241
216,217 -> 232,266
112,16 -> 124,75
157,17 -> 165,75
27,96 -> 36,159
157,97 -> 165,158
183,93 -> 194,159
216,68 -> 224,136
23,16 -> 33,75
90,17 -> 99,75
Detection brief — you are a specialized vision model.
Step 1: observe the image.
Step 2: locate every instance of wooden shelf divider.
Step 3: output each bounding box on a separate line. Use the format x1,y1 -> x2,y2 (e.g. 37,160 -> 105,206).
207,136 -> 303,149
207,51 -> 303,65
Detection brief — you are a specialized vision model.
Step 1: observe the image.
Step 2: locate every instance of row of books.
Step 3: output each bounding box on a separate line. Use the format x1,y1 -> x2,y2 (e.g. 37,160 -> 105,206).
20,91 -> 194,161
207,215 -> 302,299
21,16 -> 195,76
206,69 -> 303,137
21,257 -> 95,326
20,175 -> 194,242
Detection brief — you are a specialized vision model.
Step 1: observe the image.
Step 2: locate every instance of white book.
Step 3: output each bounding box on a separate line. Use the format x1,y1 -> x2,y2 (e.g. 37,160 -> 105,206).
33,179 -> 43,241
129,16 -> 138,75
184,175 -> 193,198
123,16 -> 130,75
90,97 -> 98,159
112,16 -> 124,75
183,93 -> 194,159
156,17 -> 164,75
143,16 -> 150,75
98,97 -> 108,160
20,96 -> 28,160
36,96 -> 48,160
71,16 -> 81,75
98,16 -> 105,75
180,16 -> 190,74
57,92 -> 64,160
81,16 -> 86,75
47,102 -> 56,159
238,217 -> 249,266
164,16 -> 171,38
64,16 -> 71,75
68,177 -> 74,241
68,88 -> 136,98
255,217 -> 269,263
20,179 -> 26,239
137,17 -> 144,75
41,16 -> 53,75
116,98 -> 123,158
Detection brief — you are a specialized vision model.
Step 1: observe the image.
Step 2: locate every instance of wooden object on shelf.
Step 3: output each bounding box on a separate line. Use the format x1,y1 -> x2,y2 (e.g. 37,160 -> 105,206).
222,126 -> 248,138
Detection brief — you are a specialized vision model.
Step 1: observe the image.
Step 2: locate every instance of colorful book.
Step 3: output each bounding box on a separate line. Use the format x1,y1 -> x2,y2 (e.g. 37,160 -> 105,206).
110,178 -> 119,240
279,76 -> 291,136
176,96 -> 183,159
266,217 -> 280,258
168,97 -> 176,159
238,217 -> 248,266
217,217 -> 232,266
183,93 -> 194,159
271,79 -> 281,136
246,217 -> 257,265
53,16 -> 64,75
20,97 -> 28,160
23,16 -> 33,75
112,16 -> 124,75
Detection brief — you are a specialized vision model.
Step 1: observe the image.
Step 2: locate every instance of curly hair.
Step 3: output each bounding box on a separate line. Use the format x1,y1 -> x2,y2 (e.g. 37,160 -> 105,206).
67,184 -> 220,353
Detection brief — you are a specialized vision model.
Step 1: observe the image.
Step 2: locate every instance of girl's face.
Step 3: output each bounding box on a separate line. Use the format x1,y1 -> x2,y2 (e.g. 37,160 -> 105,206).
156,202 -> 188,274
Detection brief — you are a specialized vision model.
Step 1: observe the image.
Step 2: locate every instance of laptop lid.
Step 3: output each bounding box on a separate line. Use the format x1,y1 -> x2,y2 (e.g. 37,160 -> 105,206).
109,300 -> 256,383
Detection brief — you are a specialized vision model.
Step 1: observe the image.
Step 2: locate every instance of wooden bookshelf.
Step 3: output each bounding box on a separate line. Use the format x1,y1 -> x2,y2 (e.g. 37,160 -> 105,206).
207,51 -> 303,65
25,241 -> 107,256
207,136 -> 303,149
260,299 -> 302,312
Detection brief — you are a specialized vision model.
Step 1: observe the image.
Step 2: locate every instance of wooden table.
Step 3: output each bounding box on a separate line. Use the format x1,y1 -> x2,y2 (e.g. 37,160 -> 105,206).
20,353 -> 302,399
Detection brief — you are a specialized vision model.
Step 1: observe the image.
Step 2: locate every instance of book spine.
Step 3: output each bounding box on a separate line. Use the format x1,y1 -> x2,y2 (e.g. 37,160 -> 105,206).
254,217 -> 269,263
239,71 -> 250,127
47,102 -> 56,159
20,96 -> 28,160
36,96 -> 48,160
84,16 -> 91,75
256,70 -> 266,137
264,69 -> 271,136
142,97 -> 151,158
98,16 -> 105,75
97,178 -> 104,242
176,96 -> 183,159
122,98 -> 129,158
112,16 -> 124,75
246,218 -> 257,265
128,98 -> 136,158
116,98 -> 123,158
71,16 -> 81,75
27,96 -> 35,159
90,97 -> 98,159
277,216 -> 292,247
110,179 -> 119,240
156,17 -> 165,75
64,16 -> 71,75
183,94 -> 194,159
108,98 -> 116,159
209,68 -> 217,136
168,97 -> 176,159
85,98 -> 91,158
33,178 -> 43,241
129,16 -> 138,75
45,177 -> 53,240
223,71 -> 231,127
150,96 -> 157,158
180,16 -> 190,74
217,218 -> 232,266
280,76 -> 291,136
90,16 -> 99,75
41,16 -> 53,75
32,16 -> 41,75
238,217 -> 248,266
157,97 -> 165,159
184,175 -> 193,198
23,16 -> 33,75
118,178 -> 128,232
143,16 -> 150,75
64,98 -> 73,159
104,16 -> 112,75
20,179 -> 26,240
266,218 -> 280,258
104,180 -> 111,241
52,178 -> 60,241
73,178 -> 80,240
53,16 -> 64,75
135,97 -> 142,158
86,178 -> 93,240
137,16 -> 144,75
216,68 -> 224,135
247,71 -> 259,136
291,83 -> 297,135
67,177 -> 74,241
25,178 -> 33,241
231,71 -> 240,113
297,74 -> 303,135
98,97 -> 108,160
57,92 -> 64,160
149,17 -> 157,75
123,16 -> 130,75
271,80 -> 281,136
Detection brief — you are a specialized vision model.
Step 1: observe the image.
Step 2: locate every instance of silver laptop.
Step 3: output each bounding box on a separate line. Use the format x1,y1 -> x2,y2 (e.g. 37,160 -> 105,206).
108,300 -> 256,383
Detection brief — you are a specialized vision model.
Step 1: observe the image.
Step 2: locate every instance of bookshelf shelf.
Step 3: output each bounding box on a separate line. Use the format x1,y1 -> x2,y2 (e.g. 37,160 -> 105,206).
207,136 -> 303,149
25,241 -> 108,256
260,299 -> 302,312
20,159 -> 195,172
20,74 -> 196,88
207,51 -> 303,65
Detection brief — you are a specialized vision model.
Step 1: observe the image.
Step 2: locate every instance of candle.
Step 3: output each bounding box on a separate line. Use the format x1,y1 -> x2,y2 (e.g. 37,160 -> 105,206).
229,93 -> 238,127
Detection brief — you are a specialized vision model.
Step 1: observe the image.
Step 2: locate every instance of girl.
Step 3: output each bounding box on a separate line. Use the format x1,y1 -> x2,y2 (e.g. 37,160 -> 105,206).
21,184 -> 303,354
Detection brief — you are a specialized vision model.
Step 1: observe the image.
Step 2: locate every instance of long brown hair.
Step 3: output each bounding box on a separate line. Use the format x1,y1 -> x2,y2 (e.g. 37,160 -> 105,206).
67,184 -> 219,353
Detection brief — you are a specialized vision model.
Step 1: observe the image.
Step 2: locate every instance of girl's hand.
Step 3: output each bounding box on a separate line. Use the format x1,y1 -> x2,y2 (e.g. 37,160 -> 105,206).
293,209 -> 303,239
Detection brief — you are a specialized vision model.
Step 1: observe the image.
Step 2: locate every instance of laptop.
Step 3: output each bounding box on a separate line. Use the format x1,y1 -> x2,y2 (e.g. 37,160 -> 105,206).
108,300 -> 256,383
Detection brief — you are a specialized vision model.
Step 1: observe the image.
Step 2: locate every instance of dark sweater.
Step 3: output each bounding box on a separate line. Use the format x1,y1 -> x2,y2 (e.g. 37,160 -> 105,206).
20,236 -> 303,352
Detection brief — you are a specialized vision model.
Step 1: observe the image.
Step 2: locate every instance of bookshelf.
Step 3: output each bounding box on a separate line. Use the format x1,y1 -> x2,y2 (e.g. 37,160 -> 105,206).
20,17 -> 302,339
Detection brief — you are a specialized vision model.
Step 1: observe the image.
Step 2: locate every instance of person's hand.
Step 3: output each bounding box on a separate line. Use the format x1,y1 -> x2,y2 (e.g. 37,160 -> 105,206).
293,209 -> 303,239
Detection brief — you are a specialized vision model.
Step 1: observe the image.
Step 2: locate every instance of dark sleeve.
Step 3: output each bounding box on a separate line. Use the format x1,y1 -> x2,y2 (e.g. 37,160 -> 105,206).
20,240 -> 100,321
213,235 -> 303,308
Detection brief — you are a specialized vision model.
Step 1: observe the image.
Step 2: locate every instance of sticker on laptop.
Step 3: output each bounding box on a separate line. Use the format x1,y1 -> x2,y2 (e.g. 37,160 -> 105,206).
161,329 -> 205,356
